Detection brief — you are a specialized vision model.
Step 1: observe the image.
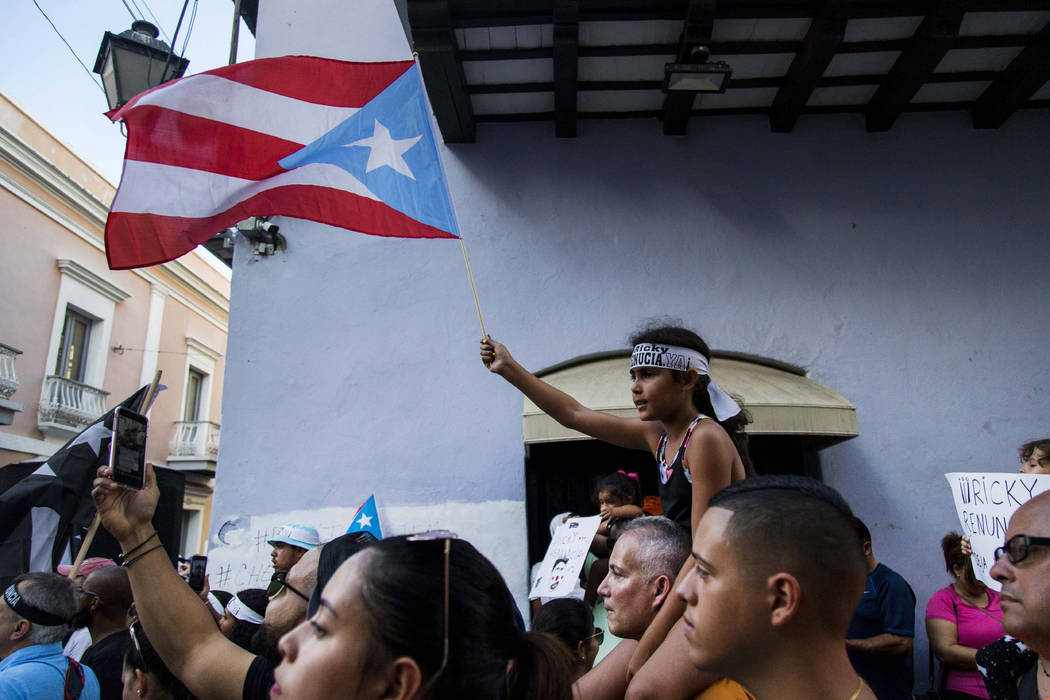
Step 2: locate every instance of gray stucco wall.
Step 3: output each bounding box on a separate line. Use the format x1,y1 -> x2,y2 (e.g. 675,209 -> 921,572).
213,4 -> 1049,685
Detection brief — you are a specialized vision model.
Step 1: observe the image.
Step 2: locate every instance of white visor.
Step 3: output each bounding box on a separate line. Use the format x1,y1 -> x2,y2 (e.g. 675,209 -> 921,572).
226,594 -> 264,625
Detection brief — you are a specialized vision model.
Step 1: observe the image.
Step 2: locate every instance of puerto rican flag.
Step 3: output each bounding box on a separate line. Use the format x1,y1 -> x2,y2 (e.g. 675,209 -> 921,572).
105,56 -> 459,270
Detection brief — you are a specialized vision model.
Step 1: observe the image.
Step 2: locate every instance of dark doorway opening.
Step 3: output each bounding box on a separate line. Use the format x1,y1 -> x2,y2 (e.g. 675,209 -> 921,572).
523,435 -> 821,567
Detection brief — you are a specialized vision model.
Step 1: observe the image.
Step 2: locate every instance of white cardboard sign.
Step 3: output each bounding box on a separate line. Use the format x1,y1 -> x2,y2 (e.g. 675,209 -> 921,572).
945,472 -> 1050,589
529,515 -> 602,600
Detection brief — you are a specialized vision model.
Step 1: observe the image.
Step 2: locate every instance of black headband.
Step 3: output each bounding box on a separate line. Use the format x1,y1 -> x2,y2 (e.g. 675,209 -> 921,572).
3,584 -> 69,626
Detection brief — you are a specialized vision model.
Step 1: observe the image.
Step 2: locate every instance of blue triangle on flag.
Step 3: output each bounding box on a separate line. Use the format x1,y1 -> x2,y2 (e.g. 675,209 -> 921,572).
278,64 -> 458,236
346,494 -> 383,539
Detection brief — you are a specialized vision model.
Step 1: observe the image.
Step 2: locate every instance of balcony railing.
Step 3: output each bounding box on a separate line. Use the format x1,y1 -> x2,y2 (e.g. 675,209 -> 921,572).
38,375 -> 109,435
0,343 -> 21,400
170,421 -> 221,459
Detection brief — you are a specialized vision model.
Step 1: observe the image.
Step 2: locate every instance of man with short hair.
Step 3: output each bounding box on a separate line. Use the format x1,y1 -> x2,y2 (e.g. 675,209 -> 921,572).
977,490 -> 1050,696
56,557 -> 116,661
845,518 -> 916,700
267,524 -> 319,574
0,572 -> 101,699
677,475 -> 878,700
92,463 -> 319,700
78,566 -> 134,699
574,516 -> 700,699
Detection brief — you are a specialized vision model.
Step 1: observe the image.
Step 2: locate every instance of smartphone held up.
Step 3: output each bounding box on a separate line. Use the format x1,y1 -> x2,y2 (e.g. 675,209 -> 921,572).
109,406 -> 148,490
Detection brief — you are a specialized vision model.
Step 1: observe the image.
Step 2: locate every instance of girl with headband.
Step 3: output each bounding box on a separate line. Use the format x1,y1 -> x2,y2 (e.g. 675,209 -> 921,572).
481,322 -> 751,697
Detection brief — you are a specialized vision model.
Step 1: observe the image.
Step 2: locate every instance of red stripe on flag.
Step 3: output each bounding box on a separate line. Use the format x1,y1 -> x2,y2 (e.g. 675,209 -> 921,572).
105,185 -> 457,270
122,106 -> 299,179
113,57 -> 414,117
219,57 -> 413,106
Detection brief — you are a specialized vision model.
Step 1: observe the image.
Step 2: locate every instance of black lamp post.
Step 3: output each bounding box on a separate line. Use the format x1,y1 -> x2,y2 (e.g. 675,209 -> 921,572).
93,20 -> 189,111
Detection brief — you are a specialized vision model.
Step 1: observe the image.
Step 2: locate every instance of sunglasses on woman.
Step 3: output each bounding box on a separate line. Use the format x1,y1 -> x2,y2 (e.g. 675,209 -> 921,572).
407,530 -> 459,693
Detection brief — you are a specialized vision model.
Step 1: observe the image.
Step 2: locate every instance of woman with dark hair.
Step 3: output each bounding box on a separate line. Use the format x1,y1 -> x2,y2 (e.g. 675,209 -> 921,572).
481,322 -> 750,695
274,534 -> 575,699
219,588 -> 268,652
925,532 -> 1004,699
532,598 -> 601,680
1019,439 -> 1050,474
121,620 -> 189,700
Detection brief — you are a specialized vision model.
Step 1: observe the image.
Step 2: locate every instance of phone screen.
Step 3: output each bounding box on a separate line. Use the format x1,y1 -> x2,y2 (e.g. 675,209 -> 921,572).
110,407 -> 148,489
188,555 -> 207,591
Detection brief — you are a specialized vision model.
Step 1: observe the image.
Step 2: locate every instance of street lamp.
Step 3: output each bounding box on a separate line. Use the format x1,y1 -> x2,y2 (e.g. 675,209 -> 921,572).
93,20 -> 189,111
663,46 -> 732,94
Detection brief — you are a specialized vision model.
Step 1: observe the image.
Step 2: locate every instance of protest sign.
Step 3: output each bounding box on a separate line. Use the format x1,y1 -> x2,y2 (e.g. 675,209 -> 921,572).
945,472 -> 1049,588
529,515 -> 602,600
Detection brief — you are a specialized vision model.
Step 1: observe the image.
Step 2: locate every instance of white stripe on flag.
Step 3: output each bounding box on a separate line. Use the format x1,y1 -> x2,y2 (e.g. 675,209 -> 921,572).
111,160 -> 381,217
29,506 -> 60,573
133,75 -> 360,145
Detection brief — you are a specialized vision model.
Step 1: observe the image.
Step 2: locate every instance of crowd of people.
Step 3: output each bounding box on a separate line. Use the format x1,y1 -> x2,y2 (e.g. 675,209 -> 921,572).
1,323 -> 1047,699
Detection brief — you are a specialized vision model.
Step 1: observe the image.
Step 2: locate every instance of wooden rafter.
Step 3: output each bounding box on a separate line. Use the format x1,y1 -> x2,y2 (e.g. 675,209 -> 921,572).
408,0 -> 476,143
865,0 -> 964,132
768,0 -> 851,133
662,0 -> 716,136
971,20 -> 1050,129
553,0 -> 580,138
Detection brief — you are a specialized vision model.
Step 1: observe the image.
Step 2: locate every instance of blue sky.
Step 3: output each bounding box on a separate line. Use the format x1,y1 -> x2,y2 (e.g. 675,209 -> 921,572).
3,0 -> 255,185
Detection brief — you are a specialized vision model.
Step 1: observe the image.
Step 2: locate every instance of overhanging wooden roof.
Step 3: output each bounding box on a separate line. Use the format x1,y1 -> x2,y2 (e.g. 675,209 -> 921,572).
401,1 -> 1050,141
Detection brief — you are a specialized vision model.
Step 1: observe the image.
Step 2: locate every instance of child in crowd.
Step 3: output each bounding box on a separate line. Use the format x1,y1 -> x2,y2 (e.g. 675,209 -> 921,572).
1018,438 -> 1050,474
583,471 -> 644,606
219,588 -> 268,652
590,470 -> 644,557
482,322 -> 751,697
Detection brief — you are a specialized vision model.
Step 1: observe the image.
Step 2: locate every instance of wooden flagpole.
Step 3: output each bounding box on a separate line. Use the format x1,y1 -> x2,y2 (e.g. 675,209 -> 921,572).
459,238 -> 487,339
68,370 -> 163,579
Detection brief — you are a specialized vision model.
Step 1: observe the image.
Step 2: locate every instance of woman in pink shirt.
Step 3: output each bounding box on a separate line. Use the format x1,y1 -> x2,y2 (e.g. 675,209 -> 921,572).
926,532 -> 1005,699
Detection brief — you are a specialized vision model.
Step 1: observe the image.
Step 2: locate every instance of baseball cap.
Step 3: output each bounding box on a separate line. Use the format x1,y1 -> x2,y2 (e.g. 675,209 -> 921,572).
266,523 -> 321,550
57,557 -> 117,577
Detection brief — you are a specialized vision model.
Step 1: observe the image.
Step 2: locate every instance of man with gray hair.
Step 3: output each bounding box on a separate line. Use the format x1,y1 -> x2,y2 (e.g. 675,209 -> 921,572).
0,572 -> 101,699
574,516 -> 703,699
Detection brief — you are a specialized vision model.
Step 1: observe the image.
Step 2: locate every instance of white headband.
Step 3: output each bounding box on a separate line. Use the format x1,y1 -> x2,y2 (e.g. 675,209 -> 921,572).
207,592 -> 224,617
226,594 -> 264,625
630,343 -> 742,421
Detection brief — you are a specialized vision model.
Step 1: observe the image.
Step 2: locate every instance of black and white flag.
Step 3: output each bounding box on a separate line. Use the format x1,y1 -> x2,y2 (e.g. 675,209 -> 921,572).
0,385 -> 150,587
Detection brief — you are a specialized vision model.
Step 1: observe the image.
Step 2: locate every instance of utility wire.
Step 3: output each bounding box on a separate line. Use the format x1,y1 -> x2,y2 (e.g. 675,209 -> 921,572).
125,0 -> 146,24
136,0 -> 173,44
118,0 -> 138,22
179,0 -> 198,57
31,0 -> 105,95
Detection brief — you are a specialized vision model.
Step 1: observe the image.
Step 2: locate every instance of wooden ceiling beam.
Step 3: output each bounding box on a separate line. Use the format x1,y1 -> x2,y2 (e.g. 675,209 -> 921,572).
407,0 -> 476,143
971,20 -> 1050,129
768,0 -> 851,133
864,0 -> 964,132
553,0 -> 580,138
661,0 -> 716,135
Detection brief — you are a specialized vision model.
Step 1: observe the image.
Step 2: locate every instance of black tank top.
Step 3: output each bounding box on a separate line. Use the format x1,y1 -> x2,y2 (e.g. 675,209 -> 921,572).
1017,661 -> 1039,700
655,415 -> 704,533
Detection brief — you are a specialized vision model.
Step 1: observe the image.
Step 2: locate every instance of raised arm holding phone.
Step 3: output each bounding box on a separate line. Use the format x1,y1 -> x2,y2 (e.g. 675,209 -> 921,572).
92,462 -> 319,700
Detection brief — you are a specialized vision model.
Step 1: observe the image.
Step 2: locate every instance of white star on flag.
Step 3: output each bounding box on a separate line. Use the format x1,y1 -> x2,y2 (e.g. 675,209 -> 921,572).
356,513 -> 373,528
348,120 -> 422,180
69,424 -> 111,456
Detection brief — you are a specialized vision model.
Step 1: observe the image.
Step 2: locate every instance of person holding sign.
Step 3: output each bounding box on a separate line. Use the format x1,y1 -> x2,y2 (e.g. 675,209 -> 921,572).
483,323 -> 749,697
925,532 -> 1003,699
